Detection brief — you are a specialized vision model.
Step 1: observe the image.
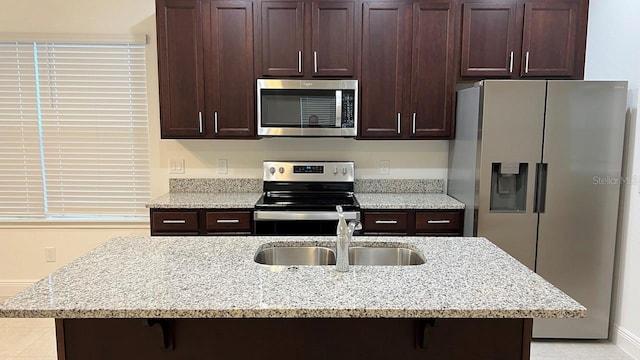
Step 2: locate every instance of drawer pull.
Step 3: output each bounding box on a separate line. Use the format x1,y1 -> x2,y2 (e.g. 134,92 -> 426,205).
162,220 -> 186,224
216,219 -> 240,224
375,220 -> 398,224
427,220 -> 450,224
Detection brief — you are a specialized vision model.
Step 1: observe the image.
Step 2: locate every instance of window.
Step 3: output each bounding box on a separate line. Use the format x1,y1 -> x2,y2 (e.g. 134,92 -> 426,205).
0,39 -> 150,219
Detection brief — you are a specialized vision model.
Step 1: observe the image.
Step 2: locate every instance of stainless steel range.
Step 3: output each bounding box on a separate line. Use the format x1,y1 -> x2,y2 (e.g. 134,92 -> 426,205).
254,161 -> 360,235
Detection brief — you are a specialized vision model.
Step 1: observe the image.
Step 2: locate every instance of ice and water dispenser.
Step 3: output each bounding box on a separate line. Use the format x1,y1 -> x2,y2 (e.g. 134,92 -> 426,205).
490,162 -> 528,212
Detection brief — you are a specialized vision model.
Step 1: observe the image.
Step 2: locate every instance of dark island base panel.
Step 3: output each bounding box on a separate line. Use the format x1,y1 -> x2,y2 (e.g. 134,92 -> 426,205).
56,318 -> 532,360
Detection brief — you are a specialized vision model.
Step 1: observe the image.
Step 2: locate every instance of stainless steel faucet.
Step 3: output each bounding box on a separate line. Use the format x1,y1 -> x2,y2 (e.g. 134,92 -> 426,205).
336,205 -> 362,272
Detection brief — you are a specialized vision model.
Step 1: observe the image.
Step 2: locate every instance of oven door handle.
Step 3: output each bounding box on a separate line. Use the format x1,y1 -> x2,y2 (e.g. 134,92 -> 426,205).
254,211 -> 360,221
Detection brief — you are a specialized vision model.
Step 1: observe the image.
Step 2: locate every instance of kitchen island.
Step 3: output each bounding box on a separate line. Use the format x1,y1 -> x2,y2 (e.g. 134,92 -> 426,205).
0,236 -> 584,359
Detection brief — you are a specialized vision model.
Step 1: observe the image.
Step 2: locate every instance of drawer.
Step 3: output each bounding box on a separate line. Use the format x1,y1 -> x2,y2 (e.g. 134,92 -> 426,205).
415,211 -> 461,234
151,211 -> 199,234
363,212 -> 408,233
206,211 -> 252,233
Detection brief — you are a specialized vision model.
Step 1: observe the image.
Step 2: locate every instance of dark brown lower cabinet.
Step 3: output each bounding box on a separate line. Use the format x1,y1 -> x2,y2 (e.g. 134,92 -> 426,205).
362,209 -> 464,236
150,209 -> 253,235
57,318 -> 532,360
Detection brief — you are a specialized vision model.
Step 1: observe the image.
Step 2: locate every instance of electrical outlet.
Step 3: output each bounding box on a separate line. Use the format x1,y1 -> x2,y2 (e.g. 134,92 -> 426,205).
217,159 -> 228,174
380,160 -> 390,175
45,247 -> 56,262
169,159 -> 185,174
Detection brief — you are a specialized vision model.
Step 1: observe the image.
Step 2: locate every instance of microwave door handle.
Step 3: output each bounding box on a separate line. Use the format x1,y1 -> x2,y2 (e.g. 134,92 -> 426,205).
335,90 -> 343,128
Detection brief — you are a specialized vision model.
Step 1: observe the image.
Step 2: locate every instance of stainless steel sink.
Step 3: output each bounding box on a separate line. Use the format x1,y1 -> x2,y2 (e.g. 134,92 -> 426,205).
254,246 -> 336,266
348,247 -> 425,266
254,244 -> 425,266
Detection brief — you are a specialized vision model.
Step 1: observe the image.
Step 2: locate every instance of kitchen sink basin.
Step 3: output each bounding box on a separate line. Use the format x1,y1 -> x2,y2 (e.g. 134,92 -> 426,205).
348,247 -> 425,266
254,244 -> 425,266
254,246 -> 336,266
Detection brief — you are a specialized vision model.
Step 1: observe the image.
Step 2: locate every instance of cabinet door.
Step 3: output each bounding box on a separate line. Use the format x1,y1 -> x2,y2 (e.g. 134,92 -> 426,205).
151,210 -> 200,235
206,211 -> 252,233
311,1 -> 355,77
204,1 -> 255,138
460,1 -> 518,78
409,1 -> 455,139
260,1 -> 304,76
363,211 -> 409,234
415,211 -> 462,235
156,0 -> 206,138
360,2 -> 411,139
520,0 -> 579,77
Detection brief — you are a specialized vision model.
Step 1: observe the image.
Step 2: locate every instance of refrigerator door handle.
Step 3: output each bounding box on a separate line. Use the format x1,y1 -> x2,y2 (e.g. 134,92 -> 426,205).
534,163 -> 548,213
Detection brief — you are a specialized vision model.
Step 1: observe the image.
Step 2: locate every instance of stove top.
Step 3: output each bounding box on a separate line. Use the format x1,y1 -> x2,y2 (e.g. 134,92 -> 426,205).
254,191 -> 360,211
255,161 -> 360,211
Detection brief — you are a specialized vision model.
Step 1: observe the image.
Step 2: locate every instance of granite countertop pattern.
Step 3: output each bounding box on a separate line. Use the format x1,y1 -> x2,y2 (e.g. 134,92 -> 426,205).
146,193 -> 464,210
0,236 -> 585,319
147,178 -> 463,209
356,193 -> 465,210
146,192 -> 262,209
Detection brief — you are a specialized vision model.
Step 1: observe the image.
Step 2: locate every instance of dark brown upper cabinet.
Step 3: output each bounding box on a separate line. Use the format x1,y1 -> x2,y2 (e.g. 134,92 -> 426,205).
360,0 -> 455,139
157,0 -> 206,138
409,1 -> 456,138
258,0 -> 356,77
460,2 -> 518,77
259,1 -> 305,76
156,0 -> 256,138
204,1 -> 256,137
312,2 -> 356,76
459,0 -> 587,79
521,0 -> 579,77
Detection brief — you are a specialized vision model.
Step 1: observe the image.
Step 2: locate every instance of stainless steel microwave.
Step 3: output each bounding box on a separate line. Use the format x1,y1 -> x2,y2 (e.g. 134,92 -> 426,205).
257,79 -> 358,137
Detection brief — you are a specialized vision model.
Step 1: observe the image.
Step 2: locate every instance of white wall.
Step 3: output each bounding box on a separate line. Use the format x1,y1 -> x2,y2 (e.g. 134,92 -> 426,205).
584,0 -> 640,358
0,0 -> 449,294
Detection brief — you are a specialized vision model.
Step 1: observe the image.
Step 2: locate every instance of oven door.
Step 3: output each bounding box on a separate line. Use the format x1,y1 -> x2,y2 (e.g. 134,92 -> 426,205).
254,210 -> 360,235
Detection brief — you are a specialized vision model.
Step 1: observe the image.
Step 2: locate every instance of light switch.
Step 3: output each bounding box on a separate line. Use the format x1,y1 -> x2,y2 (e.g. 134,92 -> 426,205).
380,160 -> 390,175
169,159 -> 185,174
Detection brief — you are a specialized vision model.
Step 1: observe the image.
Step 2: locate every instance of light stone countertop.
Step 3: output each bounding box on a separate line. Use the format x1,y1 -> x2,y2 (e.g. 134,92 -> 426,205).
356,193 -> 465,210
146,192 -> 262,209
146,193 -> 464,210
0,236 -> 584,319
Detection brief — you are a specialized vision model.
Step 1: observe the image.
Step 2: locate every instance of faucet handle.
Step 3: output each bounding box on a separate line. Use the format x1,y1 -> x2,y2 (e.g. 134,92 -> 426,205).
348,220 -> 362,234
336,205 -> 343,213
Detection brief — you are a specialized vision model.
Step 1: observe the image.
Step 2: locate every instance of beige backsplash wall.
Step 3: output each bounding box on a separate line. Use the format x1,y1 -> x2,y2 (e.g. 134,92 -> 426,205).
152,139 -> 449,196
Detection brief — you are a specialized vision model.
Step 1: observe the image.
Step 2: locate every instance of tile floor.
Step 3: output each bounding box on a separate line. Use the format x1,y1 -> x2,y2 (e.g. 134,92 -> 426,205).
0,296 -> 636,360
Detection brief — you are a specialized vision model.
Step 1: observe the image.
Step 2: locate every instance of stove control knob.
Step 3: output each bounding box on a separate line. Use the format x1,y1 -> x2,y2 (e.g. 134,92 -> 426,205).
279,167 -> 285,174
269,167 -> 276,175
333,167 -> 338,175
342,167 -> 348,175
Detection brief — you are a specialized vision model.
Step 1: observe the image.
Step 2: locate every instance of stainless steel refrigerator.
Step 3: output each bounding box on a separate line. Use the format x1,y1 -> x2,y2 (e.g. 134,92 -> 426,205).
448,80 -> 627,339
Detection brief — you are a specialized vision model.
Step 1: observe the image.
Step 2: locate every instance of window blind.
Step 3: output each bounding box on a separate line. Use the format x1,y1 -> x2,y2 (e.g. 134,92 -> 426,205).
0,43 -> 45,217
0,40 -> 149,219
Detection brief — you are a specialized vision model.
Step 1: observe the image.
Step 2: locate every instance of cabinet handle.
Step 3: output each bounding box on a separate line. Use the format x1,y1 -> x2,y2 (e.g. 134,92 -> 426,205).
509,51 -> 514,73
298,50 -> 302,73
525,51 -> 530,73
198,112 -> 203,134
214,111 -> 218,134
375,220 -> 398,224
427,220 -> 450,224
162,220 -> 186,224
216,219 -> 240,224
397,113 -> 401,134
412,113 -> 416,134
313,51 -> 318,73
